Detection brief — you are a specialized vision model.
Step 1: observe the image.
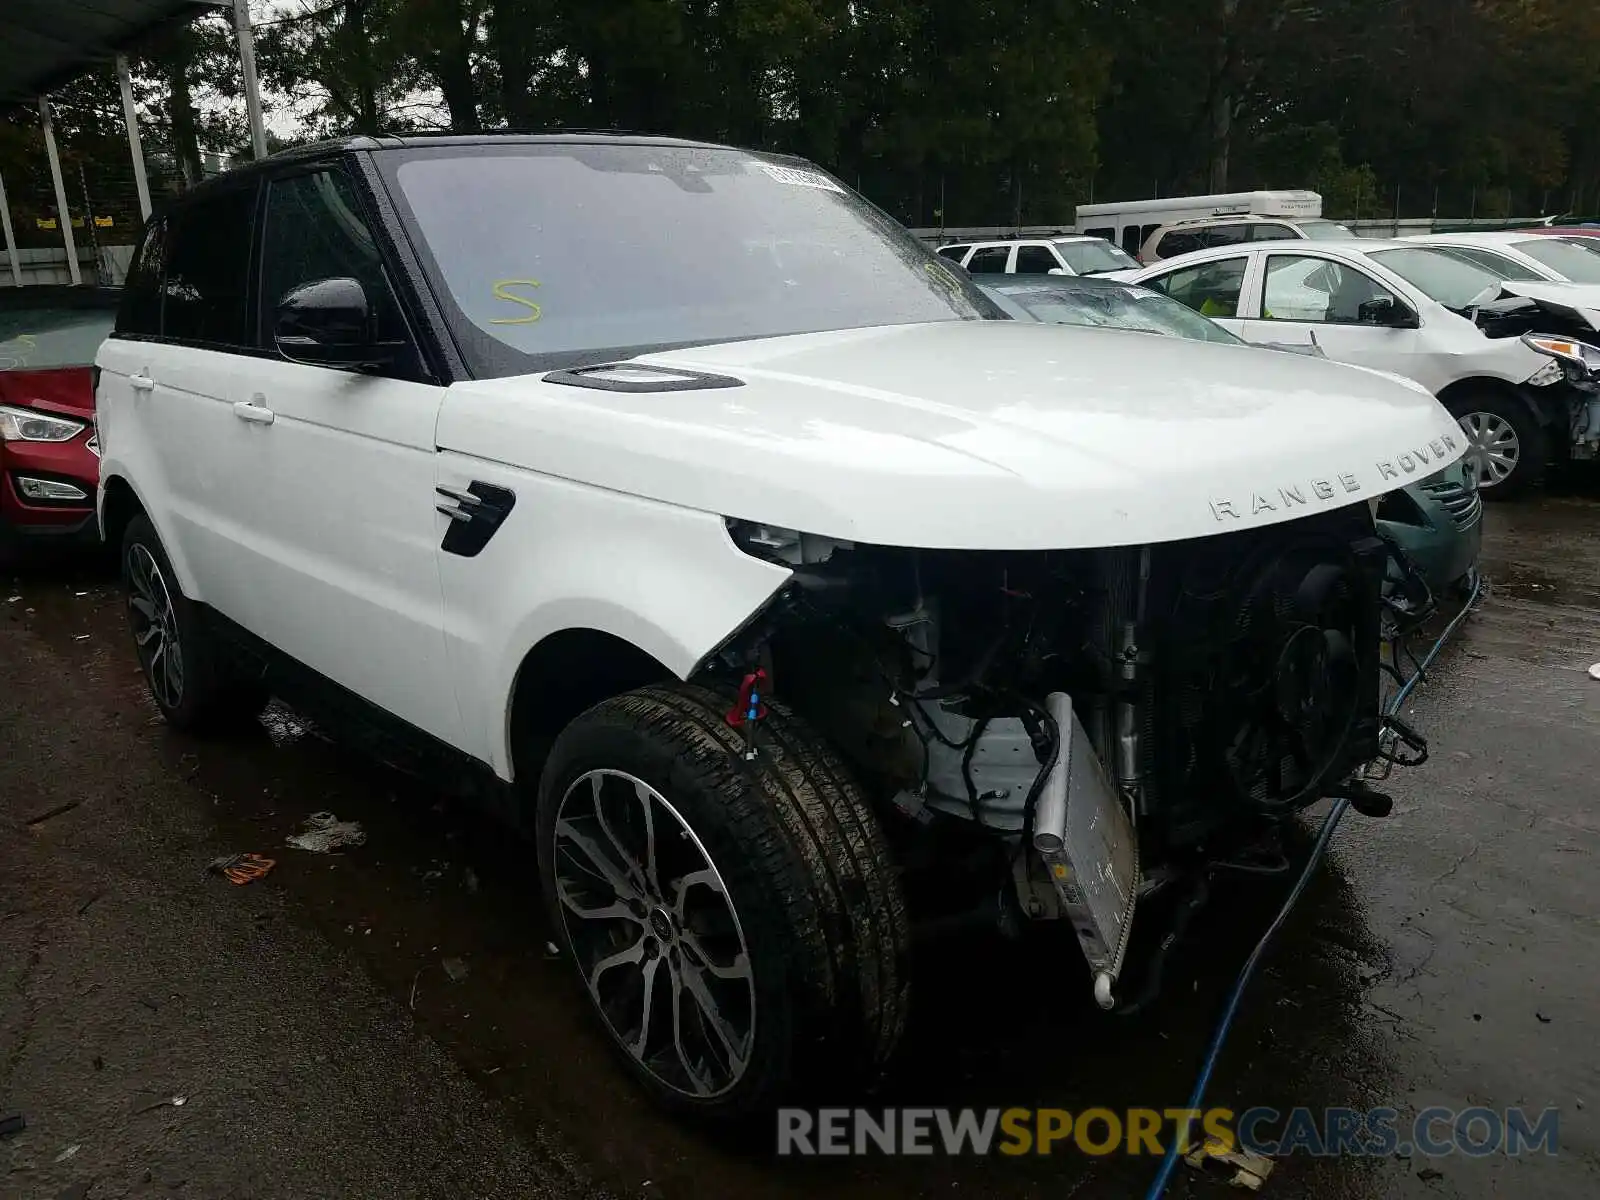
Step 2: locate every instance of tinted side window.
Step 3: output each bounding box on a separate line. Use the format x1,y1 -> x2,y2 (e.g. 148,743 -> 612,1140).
1151,257 -> 1248,317
259,168 -> 407,349
1442,245 -> 1543,281
163,188 -> 256,347
1014,244 -> 1061,273
1249,223 -> 1295,241
1082,226 -> 1114,241
1156,230 -> 1203,258
117,217 -> 167,337
1120,226 -> 1143,256
966,246 -> 1011,274
1203,224 -> 1249,247
936,245 -> 969,262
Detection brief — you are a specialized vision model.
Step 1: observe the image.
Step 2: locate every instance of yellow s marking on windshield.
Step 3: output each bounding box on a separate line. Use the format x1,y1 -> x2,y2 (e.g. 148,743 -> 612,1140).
924,260 -> 962,298
489,279 -> 542,324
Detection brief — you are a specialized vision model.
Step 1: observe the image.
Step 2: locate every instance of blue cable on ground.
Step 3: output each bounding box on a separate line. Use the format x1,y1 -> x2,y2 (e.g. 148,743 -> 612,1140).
1142,570 -> 1484,1199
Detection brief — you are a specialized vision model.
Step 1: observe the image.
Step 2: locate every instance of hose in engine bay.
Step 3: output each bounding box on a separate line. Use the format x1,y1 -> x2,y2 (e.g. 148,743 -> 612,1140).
1142,569 -> 1485,1200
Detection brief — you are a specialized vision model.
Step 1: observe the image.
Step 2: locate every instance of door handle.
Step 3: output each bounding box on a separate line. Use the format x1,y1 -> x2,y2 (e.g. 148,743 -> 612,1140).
129,372 -> 154,392
233,401 -> 275,426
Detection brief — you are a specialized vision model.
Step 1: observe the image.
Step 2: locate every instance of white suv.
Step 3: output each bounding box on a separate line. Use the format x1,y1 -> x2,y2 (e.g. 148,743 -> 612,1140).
1139,215 -> 1356,264
98,133 -> 1461,1117
936,235 -> 1138,276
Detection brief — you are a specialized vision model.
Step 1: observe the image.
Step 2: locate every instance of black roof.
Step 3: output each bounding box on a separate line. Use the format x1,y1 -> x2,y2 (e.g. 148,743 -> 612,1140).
173,129 -> 786,202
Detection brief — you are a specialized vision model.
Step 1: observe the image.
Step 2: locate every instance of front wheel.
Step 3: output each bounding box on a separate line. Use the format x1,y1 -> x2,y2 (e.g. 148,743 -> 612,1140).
535,683 -> 910,1119
1448,392 -> 1546,499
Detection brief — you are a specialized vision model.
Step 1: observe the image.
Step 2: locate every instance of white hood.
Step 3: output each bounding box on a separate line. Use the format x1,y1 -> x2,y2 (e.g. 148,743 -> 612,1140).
437,321 -> 1466,550
1496,280 -> 1600,330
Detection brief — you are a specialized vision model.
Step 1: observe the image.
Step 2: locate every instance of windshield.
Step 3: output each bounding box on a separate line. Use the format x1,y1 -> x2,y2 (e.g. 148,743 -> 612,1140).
1510,238 -> 1600,283
1055,240 -> 1138,274
1366,247 -> 1505,308
384,143 -> 999,375
0,308 -> 115,372
985,280 -> 1242,344
1297,220 -> 1356,240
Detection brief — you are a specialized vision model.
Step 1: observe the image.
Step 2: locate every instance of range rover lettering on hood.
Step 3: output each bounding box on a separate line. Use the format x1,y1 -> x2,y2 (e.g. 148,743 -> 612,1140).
1208,473 -> 1363,522
1208,431 -> 1461,522
1375,432 -> 1460,480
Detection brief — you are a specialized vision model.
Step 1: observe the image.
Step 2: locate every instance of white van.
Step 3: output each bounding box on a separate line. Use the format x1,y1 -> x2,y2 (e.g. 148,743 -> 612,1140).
1076,190 -> 1324,259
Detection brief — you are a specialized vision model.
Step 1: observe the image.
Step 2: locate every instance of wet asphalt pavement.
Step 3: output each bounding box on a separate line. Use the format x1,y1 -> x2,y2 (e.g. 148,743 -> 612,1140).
2,479 -> 1598,1200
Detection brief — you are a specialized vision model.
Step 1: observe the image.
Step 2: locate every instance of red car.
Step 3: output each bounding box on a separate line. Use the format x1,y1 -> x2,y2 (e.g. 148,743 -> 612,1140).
0,287 -> 117,556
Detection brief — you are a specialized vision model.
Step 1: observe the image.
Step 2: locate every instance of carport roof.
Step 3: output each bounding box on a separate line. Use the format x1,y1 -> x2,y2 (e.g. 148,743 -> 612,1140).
2,0 -> 218,102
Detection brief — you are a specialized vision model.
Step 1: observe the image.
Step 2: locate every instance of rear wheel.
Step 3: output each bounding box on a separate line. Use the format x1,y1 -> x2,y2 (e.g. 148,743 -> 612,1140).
1447,392 -> 1545,498
536,683 -> 909,1119
122,515 -> 267,731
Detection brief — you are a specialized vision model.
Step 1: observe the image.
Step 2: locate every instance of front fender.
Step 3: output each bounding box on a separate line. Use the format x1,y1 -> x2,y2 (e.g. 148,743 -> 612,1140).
434,454 -> 791,778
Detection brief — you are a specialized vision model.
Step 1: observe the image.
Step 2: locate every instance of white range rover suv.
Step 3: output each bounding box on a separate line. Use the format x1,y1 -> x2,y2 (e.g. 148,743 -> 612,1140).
97,133 -> 1463,1118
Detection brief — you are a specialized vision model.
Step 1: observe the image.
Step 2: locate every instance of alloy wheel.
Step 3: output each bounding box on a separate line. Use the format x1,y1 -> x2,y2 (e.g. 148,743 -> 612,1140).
1458,411 -> 1519,488
127,543 -> 183,710
552,769 -> 755,1098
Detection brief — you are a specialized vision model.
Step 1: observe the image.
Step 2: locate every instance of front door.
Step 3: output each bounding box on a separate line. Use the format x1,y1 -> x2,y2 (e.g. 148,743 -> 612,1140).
228,165 -> 462,748
1238,252 -> 1423,378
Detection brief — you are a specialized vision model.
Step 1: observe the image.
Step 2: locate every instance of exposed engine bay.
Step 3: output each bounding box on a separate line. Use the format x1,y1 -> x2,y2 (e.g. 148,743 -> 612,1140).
720,505 -> 1405,1005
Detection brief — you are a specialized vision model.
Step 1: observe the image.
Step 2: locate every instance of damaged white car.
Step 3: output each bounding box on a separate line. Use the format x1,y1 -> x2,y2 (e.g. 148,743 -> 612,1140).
1129,238 -> 1600,496
96,134 -> 1463,1117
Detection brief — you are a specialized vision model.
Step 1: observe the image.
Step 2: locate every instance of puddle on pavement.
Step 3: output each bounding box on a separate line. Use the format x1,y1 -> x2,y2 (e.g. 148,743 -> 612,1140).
1492,563 -> 1566,602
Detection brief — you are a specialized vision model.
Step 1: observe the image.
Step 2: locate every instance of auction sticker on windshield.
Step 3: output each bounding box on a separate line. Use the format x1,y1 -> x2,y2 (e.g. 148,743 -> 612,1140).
760,163 -> 845,193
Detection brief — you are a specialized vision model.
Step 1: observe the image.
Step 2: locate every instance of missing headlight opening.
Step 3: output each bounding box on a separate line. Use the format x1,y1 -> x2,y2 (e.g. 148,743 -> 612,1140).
720,505 -> 1404,1009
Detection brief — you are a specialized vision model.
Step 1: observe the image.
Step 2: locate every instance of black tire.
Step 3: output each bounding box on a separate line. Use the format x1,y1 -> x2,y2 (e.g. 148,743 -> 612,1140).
536,683 -> 910,1119
121,514 -> 267,732
1446,391 -> 1546,499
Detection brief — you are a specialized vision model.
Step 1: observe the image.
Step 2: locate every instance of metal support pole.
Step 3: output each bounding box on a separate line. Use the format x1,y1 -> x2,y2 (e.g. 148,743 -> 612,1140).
39,96 -> 81,287
116,55 -> 153,221
233,0 -> 269,160
0,170 -> 21,287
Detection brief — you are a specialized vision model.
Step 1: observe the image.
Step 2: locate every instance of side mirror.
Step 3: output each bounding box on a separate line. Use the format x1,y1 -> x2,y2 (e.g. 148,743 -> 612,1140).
1357,296 -> 1420,329
274,277 -> 398,370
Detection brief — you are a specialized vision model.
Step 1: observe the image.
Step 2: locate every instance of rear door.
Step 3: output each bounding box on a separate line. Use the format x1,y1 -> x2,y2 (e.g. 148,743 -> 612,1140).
231,164 -> 462,747
1140,253 -> 1254,336
96,185 -> 263,604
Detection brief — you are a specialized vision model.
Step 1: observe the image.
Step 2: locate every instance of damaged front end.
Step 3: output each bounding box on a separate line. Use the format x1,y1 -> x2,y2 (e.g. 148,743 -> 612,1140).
1468,290 -> 1600,460
711,505 -> 1415,1009
1521,331 -> 1600,460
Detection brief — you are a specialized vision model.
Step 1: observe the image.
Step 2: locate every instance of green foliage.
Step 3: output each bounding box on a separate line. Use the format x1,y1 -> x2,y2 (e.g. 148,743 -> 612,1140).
5,0 -> 1600,231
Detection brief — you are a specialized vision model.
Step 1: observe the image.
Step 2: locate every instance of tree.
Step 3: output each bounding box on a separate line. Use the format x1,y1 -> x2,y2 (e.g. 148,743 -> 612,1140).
257,0 -> 429,137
